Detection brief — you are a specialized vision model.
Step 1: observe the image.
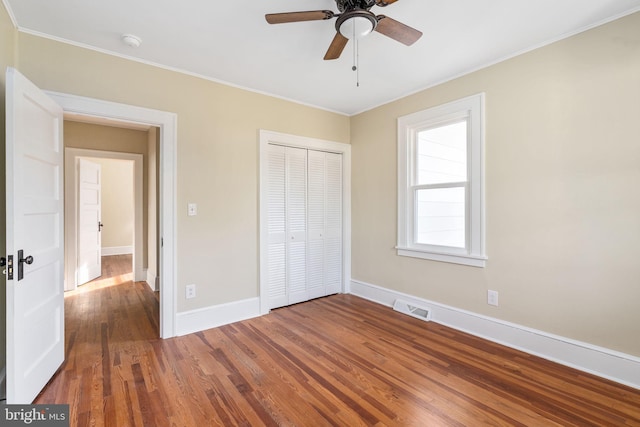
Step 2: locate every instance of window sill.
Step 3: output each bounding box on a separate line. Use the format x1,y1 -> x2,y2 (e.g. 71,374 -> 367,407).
396,246 -> 487,268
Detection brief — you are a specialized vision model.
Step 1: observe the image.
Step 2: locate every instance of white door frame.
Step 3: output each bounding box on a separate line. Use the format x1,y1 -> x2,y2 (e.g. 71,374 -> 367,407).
47,91 -> 178,339
65,149 -> 144,290
258,130 -> 351,315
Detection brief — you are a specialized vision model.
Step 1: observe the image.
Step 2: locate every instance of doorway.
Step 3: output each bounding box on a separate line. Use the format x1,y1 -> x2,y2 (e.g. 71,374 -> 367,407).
65,146 -> 146,291
46,90 -> 177,339
4,70 -> 177,403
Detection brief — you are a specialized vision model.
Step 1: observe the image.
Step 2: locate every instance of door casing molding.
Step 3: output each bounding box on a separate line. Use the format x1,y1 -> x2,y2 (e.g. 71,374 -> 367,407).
64,149 -> 143,290
47,91 -> 177,338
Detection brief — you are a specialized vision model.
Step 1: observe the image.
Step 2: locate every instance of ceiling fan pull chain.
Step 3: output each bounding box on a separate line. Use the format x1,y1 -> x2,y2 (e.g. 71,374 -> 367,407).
352,24 -> 360,87
356,39 -> 360,87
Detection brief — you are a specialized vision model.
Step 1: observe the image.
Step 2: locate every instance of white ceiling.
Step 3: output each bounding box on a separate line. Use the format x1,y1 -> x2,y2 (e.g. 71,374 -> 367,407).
5,0 -> 640,115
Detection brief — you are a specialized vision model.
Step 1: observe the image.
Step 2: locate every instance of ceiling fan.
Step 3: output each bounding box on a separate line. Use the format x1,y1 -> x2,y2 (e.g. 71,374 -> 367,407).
265,0 -> 423,60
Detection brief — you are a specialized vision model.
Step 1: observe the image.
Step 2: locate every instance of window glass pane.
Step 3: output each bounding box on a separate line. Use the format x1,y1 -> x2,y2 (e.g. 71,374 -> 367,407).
417,121 -> 467,185
416,187 -> 465,248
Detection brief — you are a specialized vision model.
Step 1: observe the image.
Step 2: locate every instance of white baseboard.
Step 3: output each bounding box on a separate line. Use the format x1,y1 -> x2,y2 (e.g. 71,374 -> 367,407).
176,297 -> 261,337
146,270 -> 157,291
350,279 -> 640,390
102,246 -> 133,256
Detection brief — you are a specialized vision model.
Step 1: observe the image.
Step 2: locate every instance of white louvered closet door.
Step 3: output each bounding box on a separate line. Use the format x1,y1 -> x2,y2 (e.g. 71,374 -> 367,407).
266,144 -> 287,309
286,147 -> 309,305
307,150 -> 343,299
307,150 -> 326,299
266,144 -> 341,310
324,152 -> 343,295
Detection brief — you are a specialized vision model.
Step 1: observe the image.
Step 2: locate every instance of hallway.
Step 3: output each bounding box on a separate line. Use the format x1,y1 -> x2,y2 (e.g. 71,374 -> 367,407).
35,255 -> 159,425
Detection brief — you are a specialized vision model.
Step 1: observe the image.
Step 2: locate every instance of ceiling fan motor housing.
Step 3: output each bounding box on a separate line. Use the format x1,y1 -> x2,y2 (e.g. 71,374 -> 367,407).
336,0 -> 382,12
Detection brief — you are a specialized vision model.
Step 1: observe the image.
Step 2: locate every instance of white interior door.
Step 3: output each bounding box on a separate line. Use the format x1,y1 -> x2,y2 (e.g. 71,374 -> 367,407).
266,144 -> 287,309
285,147 -> 308,305
324,152 -> 343,295
307,150 -> 326,299
77,158 -> 102,285
5,67 -> 65,403
306,150 -> 343,299
265,144 -> 309,308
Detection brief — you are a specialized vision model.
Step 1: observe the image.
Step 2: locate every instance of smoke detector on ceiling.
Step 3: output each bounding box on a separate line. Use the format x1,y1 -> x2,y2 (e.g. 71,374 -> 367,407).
121,34 -> 142,48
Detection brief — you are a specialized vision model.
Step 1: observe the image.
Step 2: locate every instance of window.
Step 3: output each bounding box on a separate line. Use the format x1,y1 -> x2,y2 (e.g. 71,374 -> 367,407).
397,94 -> 486,267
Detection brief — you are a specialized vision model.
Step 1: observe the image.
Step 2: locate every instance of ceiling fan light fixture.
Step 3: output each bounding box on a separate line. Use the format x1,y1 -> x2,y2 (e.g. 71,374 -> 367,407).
337,11 -> 377,40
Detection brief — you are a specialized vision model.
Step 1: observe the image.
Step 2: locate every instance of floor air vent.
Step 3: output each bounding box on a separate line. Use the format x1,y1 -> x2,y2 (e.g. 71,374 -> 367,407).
393,299 -> 432,322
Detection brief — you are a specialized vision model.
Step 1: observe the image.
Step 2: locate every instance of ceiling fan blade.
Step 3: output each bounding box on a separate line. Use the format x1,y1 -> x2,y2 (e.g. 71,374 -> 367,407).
324,32 -> 349,60
375,0 -> 400,6
375,15 -> 422,46
265,10 -> 334,24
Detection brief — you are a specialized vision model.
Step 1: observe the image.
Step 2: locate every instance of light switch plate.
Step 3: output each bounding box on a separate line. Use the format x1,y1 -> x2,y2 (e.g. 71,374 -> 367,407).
488,290 -> 499,306
188,203 -> 197,216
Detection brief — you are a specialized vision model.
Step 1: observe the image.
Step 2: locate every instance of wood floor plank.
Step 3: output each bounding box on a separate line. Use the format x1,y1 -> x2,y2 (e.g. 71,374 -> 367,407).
35,255 -> 640,426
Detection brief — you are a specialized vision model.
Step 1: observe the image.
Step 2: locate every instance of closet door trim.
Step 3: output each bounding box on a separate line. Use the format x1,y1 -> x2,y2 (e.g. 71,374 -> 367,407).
259,130 -> 351,315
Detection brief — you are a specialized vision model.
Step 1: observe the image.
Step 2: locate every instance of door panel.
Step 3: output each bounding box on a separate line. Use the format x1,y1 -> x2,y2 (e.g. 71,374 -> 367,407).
6,67 -> 65,403
325,152 -> 343,295
266,144 -> 287,308
77,158 -> 102,285
286,147 -> 307,305
307,150 -> 326,299
307,151 -> 343,297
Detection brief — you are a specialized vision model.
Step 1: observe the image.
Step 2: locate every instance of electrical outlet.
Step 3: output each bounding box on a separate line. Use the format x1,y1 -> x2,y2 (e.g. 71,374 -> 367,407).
186,284 -> 196,299
488,290 -> 499,306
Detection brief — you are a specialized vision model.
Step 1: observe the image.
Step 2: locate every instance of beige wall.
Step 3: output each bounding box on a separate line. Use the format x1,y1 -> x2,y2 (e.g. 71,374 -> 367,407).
351,12 -> 640,356
64,120 -> 150,153
16,32 -> 350,312
0,0 -> 17,384
91,158 -> 135,249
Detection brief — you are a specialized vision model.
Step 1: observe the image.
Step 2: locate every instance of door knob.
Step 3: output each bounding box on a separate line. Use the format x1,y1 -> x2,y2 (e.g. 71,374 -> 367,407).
98,221 -> 104,232
17,249 -> 34,281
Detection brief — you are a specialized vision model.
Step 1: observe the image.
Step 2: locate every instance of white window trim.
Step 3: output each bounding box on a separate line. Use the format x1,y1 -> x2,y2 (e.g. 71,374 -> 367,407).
397,93 -> 486,267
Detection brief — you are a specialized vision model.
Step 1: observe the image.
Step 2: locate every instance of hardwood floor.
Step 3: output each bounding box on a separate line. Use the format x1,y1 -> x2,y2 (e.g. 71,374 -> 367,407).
36,257 -> 640,426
